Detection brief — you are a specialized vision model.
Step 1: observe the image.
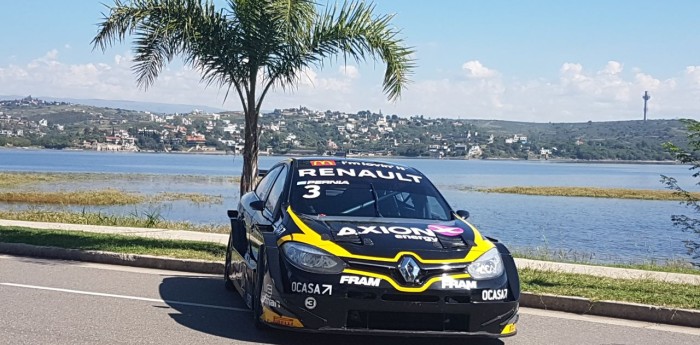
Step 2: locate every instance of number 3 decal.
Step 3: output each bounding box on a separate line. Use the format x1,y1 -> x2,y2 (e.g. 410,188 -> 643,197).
302,185 -> 321,199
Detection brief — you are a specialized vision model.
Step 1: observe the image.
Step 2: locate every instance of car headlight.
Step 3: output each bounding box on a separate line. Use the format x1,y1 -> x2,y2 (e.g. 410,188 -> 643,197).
281,242 -> 345,274
467,248 -> 504,280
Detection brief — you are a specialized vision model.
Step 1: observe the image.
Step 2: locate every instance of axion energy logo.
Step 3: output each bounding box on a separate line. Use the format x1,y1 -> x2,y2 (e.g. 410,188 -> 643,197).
427,224 -> 463,237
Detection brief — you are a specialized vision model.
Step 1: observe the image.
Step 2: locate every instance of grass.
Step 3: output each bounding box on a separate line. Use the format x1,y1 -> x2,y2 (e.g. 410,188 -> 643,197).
520,268 -> 700,310
0,189 -> 222,206
0,226 -> 226,261
0,189 -> 145,205
0,209 -> 229,233
0,172 -> 62,188
152,192 -> 223,204
475,186 -> 700,201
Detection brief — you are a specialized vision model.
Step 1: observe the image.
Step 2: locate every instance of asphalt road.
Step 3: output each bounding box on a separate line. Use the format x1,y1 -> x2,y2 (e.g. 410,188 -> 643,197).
0,255 -> 698,345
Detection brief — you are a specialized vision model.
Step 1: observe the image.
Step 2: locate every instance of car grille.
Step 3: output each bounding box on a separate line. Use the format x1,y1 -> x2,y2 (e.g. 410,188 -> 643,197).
346,292 -> 472,304
346,310 -> 469,332
346,259 -> 469,287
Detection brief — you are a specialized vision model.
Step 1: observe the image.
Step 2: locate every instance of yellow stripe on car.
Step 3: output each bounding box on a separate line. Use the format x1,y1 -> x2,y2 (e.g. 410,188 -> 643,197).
283,206 -> 494,264
343,269 -> 472,293
501,323 -> 517,335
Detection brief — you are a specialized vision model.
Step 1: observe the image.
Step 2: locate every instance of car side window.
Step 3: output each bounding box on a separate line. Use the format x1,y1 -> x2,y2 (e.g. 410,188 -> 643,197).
265,166 -> 288,213
427,196 -> 450,220
255,166 -> 282,200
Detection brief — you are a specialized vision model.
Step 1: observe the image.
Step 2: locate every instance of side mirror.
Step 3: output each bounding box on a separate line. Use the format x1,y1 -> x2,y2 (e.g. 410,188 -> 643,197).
456,210 -> 470,219
227,210 -> 239,219
250,200 -> 265,211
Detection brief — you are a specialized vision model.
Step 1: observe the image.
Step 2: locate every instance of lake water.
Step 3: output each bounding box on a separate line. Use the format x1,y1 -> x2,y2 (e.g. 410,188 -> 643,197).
0,148 -> 697,264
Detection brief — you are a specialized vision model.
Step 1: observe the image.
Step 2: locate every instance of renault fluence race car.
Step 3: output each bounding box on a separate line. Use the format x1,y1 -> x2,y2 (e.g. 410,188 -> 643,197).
224,158 -> 520,337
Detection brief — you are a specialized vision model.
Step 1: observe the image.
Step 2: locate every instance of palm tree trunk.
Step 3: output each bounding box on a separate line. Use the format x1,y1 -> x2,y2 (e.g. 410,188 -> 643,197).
240,94 -> 260,196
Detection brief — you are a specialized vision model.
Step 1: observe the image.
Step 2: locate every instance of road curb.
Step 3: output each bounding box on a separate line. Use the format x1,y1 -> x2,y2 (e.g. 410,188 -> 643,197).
520,293 -> 700,328
1,243 -> 698,328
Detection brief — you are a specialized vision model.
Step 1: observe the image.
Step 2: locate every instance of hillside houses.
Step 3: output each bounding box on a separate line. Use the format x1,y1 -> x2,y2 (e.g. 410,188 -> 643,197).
0,96 -> 683,161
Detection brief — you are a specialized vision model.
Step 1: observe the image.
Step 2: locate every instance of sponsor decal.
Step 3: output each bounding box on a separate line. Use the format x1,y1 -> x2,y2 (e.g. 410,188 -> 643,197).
304,297 -> 317,310
339,161 -> 406,171
262,284 -> 280,308
262,296 -> 281,308
482,289 -> 508,301
262,307 -> 303,328
311,160 -> 336,166
336,225 -> 465,243
427,224 -> 463,237
298,168 -> 423,184
272,316 -> 299,327
340,275 -> 381,287
291,282 -> 333,295
441,279 -> 477,290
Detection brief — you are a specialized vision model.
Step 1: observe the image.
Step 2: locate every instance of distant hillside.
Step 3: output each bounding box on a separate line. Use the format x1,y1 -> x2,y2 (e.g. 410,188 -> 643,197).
460,119 -> 687,160
0,95 -> 226,114
0,97 -> 690,161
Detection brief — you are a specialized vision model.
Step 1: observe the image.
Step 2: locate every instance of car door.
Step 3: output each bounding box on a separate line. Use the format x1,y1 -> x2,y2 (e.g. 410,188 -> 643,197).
241,165 -> 283,266
248,164 -> 289,265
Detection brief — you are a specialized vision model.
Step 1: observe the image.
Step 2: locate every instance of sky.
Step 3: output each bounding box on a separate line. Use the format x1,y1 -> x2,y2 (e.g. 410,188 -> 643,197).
1,0 -> 699,122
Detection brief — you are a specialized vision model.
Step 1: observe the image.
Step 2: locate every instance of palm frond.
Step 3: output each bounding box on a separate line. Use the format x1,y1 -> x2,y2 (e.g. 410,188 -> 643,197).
308,1 -> 415,101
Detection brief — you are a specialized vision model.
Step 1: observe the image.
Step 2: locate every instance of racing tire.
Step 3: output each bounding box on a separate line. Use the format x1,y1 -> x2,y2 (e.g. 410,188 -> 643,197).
252,247 -> 268,330
224,231 -> 235,291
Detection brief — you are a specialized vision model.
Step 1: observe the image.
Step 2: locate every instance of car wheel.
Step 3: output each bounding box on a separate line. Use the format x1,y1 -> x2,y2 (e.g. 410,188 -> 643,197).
224,230 -> 235,291
252,247 -> 268,330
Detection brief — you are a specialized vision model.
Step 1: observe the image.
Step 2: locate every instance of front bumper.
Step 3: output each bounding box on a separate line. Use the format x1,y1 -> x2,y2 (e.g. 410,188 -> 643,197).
260,260 -> 519,337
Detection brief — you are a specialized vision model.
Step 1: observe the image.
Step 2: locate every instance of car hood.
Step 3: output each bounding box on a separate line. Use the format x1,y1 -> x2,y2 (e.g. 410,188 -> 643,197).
286,209 -> 494,262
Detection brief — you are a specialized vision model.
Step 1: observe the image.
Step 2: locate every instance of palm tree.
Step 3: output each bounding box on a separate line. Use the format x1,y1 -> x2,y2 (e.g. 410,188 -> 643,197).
92,0 -> 415,195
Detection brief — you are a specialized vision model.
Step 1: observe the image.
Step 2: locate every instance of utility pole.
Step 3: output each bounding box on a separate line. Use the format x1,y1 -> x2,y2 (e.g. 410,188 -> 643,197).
642,91 -> 650,121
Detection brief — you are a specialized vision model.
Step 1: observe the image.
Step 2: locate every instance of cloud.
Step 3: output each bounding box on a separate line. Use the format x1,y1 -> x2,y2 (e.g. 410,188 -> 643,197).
1,51 -> 699,122
339,65 -> 360,79
462,60 -> 498,79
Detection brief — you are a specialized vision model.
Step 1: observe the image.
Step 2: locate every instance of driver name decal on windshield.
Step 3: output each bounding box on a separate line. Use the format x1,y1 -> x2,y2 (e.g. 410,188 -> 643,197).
298,168 -> 423,184
297,180 -> 350,185
337,225 -> 464,242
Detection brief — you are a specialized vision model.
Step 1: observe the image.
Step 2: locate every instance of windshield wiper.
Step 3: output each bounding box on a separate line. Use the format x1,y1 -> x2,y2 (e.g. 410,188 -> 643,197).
369,183 -> 383,217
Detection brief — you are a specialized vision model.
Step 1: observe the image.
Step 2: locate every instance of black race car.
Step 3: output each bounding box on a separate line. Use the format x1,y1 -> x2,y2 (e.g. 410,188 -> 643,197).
224,158 -> 519,337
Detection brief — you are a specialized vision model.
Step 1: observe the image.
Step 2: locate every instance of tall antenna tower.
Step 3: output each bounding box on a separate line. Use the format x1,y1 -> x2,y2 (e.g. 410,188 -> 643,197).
642,91 -> 650,121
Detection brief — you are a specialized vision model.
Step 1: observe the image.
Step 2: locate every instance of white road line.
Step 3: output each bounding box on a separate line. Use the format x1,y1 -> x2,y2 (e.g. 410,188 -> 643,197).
0,282 -> 251,313
520,307 -> 700,336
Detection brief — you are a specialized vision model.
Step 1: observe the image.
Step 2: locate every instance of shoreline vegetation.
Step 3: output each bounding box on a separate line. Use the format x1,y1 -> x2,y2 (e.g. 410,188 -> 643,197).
0,171 -> 240,188
474,186 -> 699,201
0,225 -> 697,309
0,189 -> 223,206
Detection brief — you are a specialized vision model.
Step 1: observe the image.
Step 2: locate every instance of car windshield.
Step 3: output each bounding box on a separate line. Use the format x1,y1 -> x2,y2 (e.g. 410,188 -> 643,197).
290,161 -> 452,220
